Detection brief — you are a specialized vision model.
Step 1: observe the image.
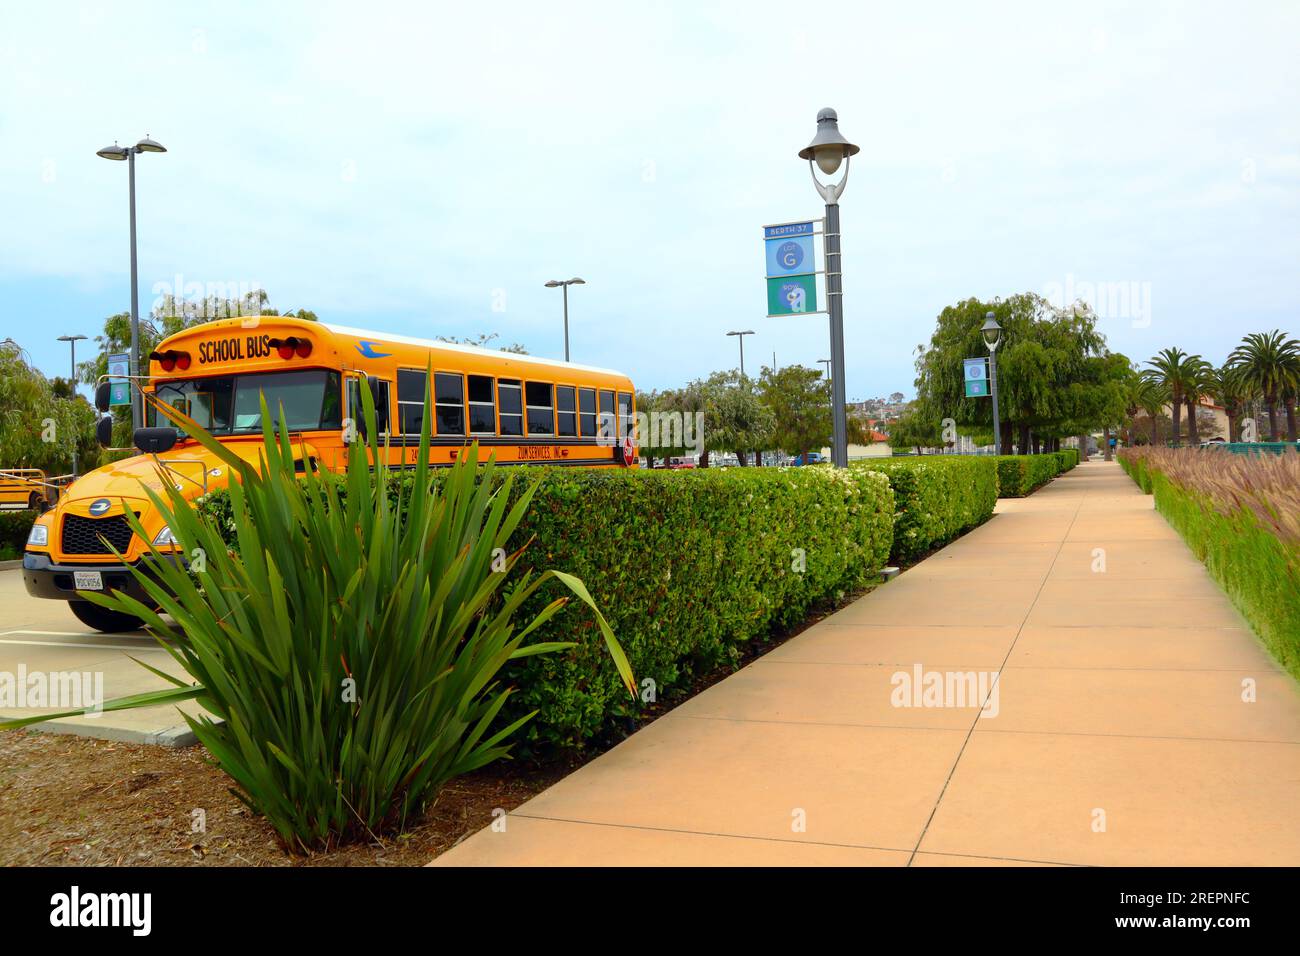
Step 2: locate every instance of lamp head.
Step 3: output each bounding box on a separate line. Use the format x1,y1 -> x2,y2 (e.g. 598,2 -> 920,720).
981,312 -> 1003,349
798,107 -> 860,176
135,136 -> 166,153
97,143 -> 129,161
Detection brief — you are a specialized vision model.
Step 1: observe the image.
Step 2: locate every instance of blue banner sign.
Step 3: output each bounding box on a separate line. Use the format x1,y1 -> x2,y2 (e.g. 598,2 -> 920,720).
765,234 -> 815,277
763,221 -> 814,240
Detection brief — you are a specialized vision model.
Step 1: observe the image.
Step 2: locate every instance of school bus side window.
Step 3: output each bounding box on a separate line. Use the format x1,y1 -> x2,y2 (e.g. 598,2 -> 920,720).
618,391 -> 633,438
397,369 -> 426,435
556,385 -> 577,437
347,376 -> 391,435
598,388 -> 615,442
578,387 -> 596,437
498,379 -> 523,436
525,381 -> 554,435
435,372 -> 465,436
468,374 -> 496,435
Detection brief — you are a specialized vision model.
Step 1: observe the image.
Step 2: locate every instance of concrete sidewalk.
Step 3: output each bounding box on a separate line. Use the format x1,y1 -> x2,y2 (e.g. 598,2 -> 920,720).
434,461 -> 1300,866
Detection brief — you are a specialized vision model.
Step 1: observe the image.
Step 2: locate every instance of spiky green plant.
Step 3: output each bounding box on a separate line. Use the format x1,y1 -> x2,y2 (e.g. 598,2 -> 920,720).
0,380 -> 634,850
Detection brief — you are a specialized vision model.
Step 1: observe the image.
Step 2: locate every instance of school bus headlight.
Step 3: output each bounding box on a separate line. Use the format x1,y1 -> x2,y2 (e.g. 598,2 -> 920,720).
152,526 -> 179,547
27,524 -> 49,547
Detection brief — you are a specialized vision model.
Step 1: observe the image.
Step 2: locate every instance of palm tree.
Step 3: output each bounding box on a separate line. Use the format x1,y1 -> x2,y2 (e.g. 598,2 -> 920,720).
1145,347 -> 1199,446
1229,331 -> 1300,442
1181,356 -> 1215,444
1209,364 -> 1250,442
1135,376 -> 1168,444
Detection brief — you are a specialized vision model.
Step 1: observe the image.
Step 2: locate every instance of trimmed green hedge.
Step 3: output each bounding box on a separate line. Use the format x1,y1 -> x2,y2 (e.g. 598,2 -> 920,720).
0,510 -> 36,561
201,465 -> 894,751
855,457 -> 997,563
995,454 -> 1064,497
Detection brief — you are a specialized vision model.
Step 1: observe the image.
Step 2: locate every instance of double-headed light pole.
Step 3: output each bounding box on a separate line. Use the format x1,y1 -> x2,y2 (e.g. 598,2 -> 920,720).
727,329 -> 754,376
799,108 -> 859,468
545,277 -> 585,362
57,334 -> 88,476
981,311 -> 1003,454
97,135 -> 167,431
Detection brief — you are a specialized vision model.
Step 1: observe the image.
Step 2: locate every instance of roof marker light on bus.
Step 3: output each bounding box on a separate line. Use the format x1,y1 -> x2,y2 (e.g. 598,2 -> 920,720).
295,339 -> 312,358
174,351 -> 191,370
159,351 -> 176,372
269,337 -> 296,360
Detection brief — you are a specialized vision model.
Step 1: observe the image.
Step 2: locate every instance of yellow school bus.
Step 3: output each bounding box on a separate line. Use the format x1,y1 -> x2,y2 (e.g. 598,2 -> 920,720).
23,318 -> 637,632
0,469 -> 53,511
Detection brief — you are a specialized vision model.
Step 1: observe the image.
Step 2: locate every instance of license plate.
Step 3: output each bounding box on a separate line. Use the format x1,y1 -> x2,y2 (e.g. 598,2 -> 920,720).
73,571 -> 103,591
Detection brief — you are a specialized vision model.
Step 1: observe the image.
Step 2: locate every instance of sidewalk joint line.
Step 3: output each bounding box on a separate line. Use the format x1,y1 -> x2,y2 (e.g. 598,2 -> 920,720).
905,470 -> 1090,866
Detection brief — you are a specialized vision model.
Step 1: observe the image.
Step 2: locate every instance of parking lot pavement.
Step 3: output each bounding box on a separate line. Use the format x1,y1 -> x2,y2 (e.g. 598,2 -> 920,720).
0,569 -> 205,745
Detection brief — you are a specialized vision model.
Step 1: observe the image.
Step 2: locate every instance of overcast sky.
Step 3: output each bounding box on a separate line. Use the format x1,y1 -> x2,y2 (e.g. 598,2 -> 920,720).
2,0 -> 1297,401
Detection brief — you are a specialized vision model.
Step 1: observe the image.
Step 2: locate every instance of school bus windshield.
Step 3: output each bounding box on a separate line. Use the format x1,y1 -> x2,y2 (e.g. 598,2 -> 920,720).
149,369 -> 343,437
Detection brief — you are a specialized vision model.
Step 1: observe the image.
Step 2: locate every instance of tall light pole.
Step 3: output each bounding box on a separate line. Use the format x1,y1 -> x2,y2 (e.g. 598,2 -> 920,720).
57,335 -> 88,477
545,277 -> 585,362
981,312 -> 1003,455
97,135 -> 166,431
727,329 -> 754,376
799,108 -> 859,468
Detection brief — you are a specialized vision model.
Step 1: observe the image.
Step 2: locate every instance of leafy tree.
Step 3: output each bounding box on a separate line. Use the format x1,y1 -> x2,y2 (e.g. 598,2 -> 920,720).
699,370 -> 773,467
0,342 -> 99,477
436,332 -> 528,354
910,293 -> 1130,454
758,364 -> 830,462
887,407 -> 943,455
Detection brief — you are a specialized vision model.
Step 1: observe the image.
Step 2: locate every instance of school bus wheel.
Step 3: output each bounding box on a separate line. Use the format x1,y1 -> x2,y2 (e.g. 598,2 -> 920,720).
69,601 -> 145,634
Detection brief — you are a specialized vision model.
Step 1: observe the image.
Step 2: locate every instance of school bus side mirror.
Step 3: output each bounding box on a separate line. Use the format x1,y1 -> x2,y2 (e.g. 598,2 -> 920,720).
94,382 -> 111,413
95,416 -> 114,448
134,427 -> 178,454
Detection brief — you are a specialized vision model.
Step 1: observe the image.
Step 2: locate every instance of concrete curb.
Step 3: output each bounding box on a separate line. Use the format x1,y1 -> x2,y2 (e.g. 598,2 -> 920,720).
33,720 -> 199,748
0,560 -> 22,571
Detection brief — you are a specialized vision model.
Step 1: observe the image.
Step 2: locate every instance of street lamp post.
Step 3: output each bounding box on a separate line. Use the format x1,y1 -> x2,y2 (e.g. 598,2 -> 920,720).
799,108 -> 859,468
57,334 -> 88,477
97,135 -> 166,431
544,277 -> 585,362
727,329 -> 754,376
981,312 -> 1003,455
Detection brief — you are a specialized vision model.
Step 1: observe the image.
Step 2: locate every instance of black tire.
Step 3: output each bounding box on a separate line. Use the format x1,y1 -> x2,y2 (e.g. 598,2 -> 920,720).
69,600 -> 145,633
27,492 -> 41,512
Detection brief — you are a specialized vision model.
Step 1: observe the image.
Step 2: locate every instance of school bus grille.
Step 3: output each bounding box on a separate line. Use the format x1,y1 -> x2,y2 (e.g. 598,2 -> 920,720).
61,514 -> 136,556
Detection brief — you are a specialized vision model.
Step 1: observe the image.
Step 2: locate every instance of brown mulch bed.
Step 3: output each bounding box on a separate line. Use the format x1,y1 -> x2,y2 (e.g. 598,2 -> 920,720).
0,731 -> 578,867
0,583 -> 879,867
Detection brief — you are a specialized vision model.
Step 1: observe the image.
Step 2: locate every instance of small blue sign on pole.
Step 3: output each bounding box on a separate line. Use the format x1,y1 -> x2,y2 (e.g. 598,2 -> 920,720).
765,234 -> 815,277
763,221 -> 814,239
107,352 -> 131,407
963,357 -> 989,398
